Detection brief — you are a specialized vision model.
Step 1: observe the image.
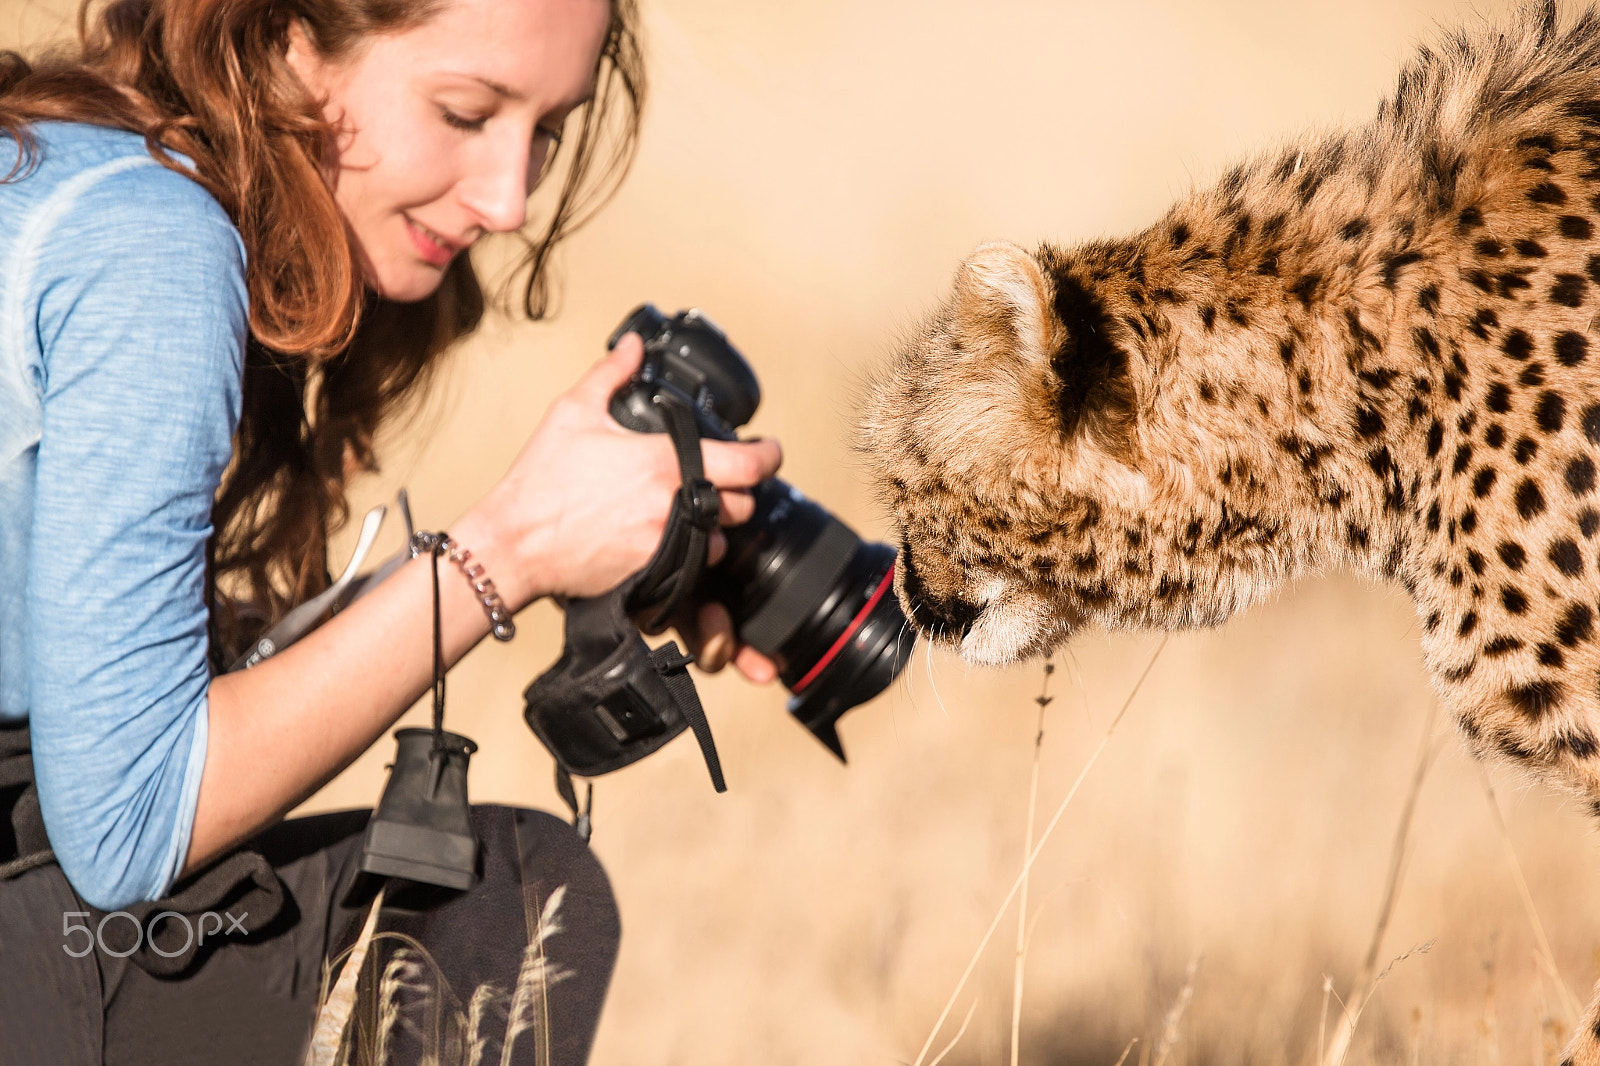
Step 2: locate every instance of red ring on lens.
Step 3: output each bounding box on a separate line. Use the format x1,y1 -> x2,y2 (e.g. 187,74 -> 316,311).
791,562 -> 896,694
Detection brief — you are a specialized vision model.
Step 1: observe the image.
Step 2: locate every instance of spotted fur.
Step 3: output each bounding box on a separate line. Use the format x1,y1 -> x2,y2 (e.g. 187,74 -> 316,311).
861,4 -> 1600,1058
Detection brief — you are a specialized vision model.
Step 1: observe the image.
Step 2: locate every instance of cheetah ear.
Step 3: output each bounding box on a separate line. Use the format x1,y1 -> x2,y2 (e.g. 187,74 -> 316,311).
952,241 -> 1135,445
951,241 -> 1056,363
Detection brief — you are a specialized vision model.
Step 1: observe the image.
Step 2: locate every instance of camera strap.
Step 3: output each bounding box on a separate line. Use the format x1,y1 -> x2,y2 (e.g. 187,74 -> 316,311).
524,391 -> 727,836
629,391 -> 724,633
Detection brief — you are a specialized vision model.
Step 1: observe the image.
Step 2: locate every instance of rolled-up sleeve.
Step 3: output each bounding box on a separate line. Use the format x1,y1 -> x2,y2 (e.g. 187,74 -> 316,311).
24,157 -> 247,911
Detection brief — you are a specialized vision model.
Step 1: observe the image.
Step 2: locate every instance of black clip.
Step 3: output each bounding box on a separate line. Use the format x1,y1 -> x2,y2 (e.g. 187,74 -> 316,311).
682,478 -> 721,530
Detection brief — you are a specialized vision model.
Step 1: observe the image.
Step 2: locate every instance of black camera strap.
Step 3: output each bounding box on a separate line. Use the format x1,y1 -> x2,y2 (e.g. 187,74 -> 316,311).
630,391 -> 723,633
525,389 -> 727,837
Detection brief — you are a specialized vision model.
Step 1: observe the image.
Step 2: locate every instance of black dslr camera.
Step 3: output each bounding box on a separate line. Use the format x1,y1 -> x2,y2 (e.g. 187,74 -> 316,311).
607,304 -> 915,757
359,305 -> 916,886
522,305 -> 915,792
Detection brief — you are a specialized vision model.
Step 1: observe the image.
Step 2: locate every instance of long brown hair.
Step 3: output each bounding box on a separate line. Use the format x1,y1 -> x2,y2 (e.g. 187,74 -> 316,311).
0,0 -> 645,662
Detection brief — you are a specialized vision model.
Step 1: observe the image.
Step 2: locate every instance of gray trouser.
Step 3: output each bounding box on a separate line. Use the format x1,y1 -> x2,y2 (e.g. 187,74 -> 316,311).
0,806 -> 620,1066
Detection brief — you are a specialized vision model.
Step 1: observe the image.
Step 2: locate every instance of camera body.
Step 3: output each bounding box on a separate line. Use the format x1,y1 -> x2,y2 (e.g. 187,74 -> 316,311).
607,304 -> 914,759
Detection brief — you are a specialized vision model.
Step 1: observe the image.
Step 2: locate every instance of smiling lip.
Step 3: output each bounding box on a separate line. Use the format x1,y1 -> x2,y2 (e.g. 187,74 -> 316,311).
405,216 -> 464,267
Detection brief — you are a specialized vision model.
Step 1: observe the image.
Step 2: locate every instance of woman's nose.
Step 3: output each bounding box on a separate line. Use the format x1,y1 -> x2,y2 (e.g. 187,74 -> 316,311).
459,135 -> 534,233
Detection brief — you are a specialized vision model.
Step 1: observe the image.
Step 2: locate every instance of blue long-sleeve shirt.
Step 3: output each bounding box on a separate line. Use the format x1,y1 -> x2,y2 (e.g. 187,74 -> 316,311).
0,122 -> 248,910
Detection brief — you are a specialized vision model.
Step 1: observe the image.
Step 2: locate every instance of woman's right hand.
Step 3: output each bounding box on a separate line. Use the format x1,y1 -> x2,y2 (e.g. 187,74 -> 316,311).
464,332 -> 784,609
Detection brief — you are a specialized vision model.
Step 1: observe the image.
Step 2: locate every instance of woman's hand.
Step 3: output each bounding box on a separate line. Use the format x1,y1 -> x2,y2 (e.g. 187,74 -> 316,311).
464,333 -> 783,682
678,601 -> 779,683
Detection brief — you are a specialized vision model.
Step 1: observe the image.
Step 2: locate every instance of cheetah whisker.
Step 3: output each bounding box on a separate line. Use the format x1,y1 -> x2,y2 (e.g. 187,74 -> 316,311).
923,640 -> 951,722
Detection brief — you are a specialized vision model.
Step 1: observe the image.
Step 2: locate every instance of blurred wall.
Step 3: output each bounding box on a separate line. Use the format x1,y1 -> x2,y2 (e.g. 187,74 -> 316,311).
12,0 -> 1600,1063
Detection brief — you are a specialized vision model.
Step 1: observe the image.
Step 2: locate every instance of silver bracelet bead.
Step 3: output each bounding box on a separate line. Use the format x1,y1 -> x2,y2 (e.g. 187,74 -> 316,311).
410,530 -> 516,642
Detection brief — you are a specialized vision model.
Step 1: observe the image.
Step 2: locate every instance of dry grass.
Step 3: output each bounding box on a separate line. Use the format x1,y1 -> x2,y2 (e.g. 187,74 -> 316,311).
306,884 -> 573,1066
1319,709 -> 1439,1066
1151,954 -> 1202,1066
913,639 -> 1170,1066
1008,661 -> 1057,1066
888,653 -> 1576,1066
878,640 -> 1595,1066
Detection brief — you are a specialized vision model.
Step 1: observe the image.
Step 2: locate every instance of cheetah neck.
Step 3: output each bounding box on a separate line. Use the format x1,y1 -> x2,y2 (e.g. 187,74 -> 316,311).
1050,177 -> 1452,593
1044,101 -> 1600,645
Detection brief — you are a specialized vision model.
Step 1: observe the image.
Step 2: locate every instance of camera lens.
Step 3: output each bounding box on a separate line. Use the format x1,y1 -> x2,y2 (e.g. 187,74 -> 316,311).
704,480 -> 916,759
604,304 -> 915,760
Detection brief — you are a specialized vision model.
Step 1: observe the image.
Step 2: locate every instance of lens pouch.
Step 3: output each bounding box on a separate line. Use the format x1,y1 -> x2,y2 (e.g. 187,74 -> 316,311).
360,728 -> 480,891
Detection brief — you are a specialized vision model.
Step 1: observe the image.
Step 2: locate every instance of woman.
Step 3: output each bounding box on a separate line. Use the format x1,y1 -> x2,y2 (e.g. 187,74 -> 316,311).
0,0 -> 782,1062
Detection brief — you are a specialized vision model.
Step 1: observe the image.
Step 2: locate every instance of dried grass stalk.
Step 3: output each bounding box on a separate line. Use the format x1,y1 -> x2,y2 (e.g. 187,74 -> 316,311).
924,998 -> 980,1066
1479,768 -> 1582,1025
1151,954 -> 1202,1066
305,885 -> 387,1066
1321,703 -> 1439,1066
1008,659 -> 1054,1066
502,884 -> 573,1066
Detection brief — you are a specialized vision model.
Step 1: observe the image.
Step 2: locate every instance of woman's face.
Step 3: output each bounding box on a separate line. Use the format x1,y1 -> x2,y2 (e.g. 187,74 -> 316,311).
286,0 -> 610,302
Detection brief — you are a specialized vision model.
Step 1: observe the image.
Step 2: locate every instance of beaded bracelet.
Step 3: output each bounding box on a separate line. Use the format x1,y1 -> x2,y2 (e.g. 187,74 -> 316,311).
410,530 -> 516,642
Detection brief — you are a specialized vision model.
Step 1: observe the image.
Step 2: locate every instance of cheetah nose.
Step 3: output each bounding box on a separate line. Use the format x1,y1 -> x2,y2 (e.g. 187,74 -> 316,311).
911,594 -> 980,642
895,540 -> 981,641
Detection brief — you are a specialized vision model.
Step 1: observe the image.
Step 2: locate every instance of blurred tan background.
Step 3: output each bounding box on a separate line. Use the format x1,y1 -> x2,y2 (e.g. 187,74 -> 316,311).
11,0 -> 1600,1062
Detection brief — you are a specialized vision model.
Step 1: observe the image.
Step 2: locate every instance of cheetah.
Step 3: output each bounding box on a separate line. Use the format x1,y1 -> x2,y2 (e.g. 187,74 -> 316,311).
861,1 -> 1600,1058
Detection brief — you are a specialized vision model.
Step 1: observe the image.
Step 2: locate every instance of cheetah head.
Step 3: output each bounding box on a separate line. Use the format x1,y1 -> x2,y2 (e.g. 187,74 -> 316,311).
861,240 -> 1269,665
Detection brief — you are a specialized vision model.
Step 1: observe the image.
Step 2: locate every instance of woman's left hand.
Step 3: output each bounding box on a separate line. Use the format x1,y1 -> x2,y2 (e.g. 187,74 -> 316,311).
678,601 -> 778,683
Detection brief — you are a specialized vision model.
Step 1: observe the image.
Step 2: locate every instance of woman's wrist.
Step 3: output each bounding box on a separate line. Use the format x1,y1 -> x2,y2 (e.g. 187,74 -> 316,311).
448,495 -> 551,614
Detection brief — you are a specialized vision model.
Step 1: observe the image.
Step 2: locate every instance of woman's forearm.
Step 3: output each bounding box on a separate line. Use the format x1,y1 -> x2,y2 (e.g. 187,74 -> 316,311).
182,507 -> 511,875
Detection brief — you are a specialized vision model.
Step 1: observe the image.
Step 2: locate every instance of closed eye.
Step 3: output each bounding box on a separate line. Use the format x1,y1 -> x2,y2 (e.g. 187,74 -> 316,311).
443,109 -> 564,154
441,107 -> 487,132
